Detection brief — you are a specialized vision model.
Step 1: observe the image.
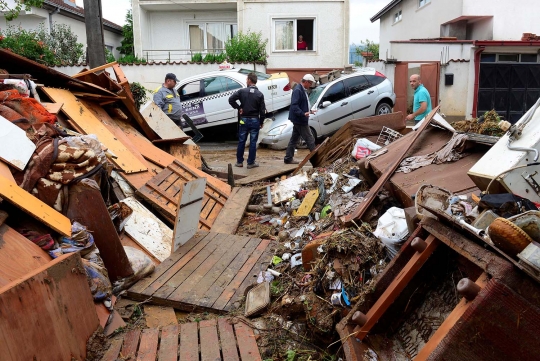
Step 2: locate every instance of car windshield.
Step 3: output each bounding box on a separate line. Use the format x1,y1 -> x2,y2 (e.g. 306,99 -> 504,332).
237,69 -> 271,80
308,84 -> 328,107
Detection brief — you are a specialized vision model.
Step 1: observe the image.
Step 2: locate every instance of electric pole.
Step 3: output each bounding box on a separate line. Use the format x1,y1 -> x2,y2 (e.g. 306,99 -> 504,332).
83,0 -> 106,68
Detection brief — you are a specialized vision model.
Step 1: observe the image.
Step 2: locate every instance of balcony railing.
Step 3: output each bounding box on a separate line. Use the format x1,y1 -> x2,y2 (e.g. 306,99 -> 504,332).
142,49 -> 226,62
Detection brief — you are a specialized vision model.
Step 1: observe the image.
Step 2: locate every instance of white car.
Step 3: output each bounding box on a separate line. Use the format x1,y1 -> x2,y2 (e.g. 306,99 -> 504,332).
261,70 -> 396,149
175,68 -> 291,130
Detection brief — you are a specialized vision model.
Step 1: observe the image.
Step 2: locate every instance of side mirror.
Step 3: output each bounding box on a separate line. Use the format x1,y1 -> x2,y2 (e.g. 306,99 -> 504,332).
320,101 -> 331,108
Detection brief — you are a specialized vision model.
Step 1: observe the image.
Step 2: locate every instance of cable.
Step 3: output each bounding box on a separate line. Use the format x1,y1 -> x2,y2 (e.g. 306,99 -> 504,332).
484,162 -> 540,194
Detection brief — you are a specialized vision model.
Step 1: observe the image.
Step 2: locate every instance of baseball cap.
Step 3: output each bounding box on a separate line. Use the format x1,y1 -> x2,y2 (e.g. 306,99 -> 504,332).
303,74 -> 315,83
165,73 -> 179,82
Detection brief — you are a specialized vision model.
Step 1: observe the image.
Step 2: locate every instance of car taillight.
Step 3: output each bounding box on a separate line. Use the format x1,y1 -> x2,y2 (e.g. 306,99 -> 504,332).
375,71 -> 386,78
283,83 -> 291,91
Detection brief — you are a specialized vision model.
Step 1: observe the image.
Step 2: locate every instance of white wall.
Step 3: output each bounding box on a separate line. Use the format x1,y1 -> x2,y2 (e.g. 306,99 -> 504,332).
52,62 -> 267,90
390,42 -> 473,62
379,0 -> 463,59
439,60 -> 470,119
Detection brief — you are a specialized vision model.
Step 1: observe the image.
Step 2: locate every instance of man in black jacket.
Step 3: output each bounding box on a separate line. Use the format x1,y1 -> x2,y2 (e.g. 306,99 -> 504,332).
284,74 -> 317,164
229,72 -> 266,168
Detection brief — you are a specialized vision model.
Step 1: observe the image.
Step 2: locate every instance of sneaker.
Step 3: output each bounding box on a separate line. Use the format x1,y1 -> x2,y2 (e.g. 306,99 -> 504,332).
284,159 -> 300,164
247,162 -> 259,169
235,162 -> 243,167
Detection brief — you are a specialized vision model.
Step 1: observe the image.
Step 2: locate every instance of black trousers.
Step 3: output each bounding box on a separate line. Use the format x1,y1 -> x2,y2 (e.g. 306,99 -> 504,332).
284,123 -> 315,162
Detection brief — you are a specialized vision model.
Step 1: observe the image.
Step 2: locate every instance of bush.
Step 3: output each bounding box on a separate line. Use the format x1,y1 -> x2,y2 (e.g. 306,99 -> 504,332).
130,82 -> 149,110
46,23 -> 84,64
191,53 -> 203,62
117,54 -> 147,64
105,48 -> 115,63
117,10 -> 134,57
225,31 -> 268,64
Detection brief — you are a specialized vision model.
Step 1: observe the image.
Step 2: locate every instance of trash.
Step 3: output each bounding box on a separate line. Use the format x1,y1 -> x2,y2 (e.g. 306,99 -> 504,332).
112,246 -> 155,294
293,189 -> 319,216
271,171 -> 309,203
282,253 -> 291,261
321,204 -> 332,218
290,253 -> 303,268
272,255 -> 283,265
351,138 -> 381,160
331,292 -> 344,306
373,207 -> 409,258
244,282 -> 271,317
257,270 -> 275,283
82,258 -> 112,302
342,178 -> 362,193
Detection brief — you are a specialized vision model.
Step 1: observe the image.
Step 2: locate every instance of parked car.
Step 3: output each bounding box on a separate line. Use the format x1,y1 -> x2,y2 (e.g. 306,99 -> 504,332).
175,68 -> 291,130
261,70 -> 396,149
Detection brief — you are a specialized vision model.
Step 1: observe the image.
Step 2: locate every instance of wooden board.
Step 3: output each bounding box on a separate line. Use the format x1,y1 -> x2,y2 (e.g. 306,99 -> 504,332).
291,137 -> 329,176
0,115 -> 36,170
0,175 -> 71,237
235,164 -> 298,185
138,160 -> 230,231
169,142 -> 202,169
293,189 -> 319,216
144,305 -> 178,328
0,160 -> 14,183
141,101 -> 190,140
211,187 -> 253,234
41,87 -> 147,174
127,231 -> 272,313
41,102 -> 64,114
102,319 -> 262,361
121,197 -> 173,262
119,232 -> 161,265
173,178 -> 206,251
0,253 -> 99,361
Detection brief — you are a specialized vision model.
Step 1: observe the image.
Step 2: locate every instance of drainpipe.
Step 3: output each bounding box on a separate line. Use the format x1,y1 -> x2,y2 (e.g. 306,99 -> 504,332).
472,46 -> 485,118
48,7 -> 60,34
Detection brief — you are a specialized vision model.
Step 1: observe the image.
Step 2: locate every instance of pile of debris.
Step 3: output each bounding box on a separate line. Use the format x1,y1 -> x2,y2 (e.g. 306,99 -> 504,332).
451,110 -> 506,137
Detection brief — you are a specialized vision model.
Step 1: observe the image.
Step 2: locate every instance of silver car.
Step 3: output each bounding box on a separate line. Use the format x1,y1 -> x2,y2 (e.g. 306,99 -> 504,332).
261,69 -> 396,149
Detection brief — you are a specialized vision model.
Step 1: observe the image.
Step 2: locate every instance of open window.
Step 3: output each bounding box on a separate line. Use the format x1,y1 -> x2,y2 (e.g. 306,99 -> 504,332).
188,23 -> 237,52
273,18 -> 316,52
179,80 -> 202,101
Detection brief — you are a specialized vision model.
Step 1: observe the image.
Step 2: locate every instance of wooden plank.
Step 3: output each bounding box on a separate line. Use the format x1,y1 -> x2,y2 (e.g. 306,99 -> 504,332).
73,92 -> 124,100
103,310 -> 127,337
137,328 -> 160,361
354,235 -> 440,340
169,142 -> 202,169
172,178 -> 206,251
101,337 -> 124,361
119,232 -> 161,265
0,253 -> 99,361
414,273 -> 489,360
218,318 -> 240,361
235,164 -> 298,186
179,322 -> 199,361
158,324 -> 179,361
0,161 -> 14,183
234,322 -> 262,361
141,101 -> 191,140
200,319 -> 221,361
293,189 -> 319,216
41,102 -> 63,114
144,305 -> 178,328
199,237 -> 262,308
128,231 -> 211,294
41,87 -> 148,174
72,61 -> 117,78
341,106 -> 439,225
0,115 -> 36,170
122,329 -> 141,360
0,175 -> 71,237
212,238 -> 271,310
211,187 -> 253,234
169,234 -> 250,304
291,137 -> 329,176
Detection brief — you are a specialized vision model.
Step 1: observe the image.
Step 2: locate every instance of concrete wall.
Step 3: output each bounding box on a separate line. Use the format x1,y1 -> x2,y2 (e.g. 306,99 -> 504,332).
439,60 -> 471,120
379,0 -> 463,59
390,42 -> 473,62
52,62 -> 267,90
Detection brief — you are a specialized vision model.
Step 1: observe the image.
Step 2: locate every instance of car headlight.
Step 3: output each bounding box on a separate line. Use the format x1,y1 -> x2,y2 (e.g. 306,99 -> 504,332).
267,124 -> 286,136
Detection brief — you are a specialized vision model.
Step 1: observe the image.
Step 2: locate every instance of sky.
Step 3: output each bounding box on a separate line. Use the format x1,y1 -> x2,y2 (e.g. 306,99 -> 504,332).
76,0 -> 387,44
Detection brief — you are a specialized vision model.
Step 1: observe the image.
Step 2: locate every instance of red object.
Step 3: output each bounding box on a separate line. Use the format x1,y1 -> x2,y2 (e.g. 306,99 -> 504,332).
297,189 -> 309,199
297,41 -> 307,50
375,71 -> 386,78
472,47 -> 485,118
283,83 -> 291,92
0,89 -> 56,124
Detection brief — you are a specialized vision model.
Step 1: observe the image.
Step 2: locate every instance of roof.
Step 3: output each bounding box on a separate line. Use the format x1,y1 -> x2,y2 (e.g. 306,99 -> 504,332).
43,0 -> 123,32
370,0 -> 402,23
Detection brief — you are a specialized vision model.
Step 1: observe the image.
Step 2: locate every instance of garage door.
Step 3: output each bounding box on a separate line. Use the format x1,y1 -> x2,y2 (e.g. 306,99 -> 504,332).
478,63 -> 540,123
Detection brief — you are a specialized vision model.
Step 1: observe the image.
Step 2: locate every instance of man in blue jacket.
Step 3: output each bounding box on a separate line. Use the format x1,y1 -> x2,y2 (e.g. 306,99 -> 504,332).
284,74 -> 317,164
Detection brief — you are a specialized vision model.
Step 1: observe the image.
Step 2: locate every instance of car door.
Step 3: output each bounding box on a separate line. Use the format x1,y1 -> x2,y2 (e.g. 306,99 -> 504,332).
314,80 -> 353,135
343,75 -> 379,118
179,79 -> 206,127
201,76 -> 242,124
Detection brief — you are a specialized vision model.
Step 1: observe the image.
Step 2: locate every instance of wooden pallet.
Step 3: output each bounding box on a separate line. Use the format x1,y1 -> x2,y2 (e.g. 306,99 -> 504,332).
128,231 -> 273,313
101,318 -> 262,361
138,160 -> 230,230
211,187 -> 253,235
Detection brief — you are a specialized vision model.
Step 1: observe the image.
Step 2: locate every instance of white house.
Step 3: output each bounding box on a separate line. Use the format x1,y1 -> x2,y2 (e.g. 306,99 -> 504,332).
131,0 -> 349,82
369,0 -> 540,122
2,0 -> 123,58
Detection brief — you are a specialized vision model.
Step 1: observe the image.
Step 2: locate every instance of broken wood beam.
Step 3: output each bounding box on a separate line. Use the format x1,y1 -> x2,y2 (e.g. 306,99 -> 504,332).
71,61 -> 118,78
291,137 -> 329,175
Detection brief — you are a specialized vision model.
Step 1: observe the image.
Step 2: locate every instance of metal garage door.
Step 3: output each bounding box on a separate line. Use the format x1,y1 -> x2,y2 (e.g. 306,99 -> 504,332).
478,63 -> 540,123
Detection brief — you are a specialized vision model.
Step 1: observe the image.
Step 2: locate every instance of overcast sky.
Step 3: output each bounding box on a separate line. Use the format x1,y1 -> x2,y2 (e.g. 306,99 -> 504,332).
77,0 -> 387,44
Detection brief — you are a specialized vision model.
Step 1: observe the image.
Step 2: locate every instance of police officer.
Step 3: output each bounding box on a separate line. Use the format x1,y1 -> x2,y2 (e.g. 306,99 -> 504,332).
228,72 -> 266,169
153,73 -> 182,127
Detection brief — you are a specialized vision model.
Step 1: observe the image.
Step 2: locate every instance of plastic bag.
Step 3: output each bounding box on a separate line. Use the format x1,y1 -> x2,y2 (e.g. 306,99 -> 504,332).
113,246 -> 155,294
351,138 -> 381,160
82,258 -> 112,302
373,207 -> 409,259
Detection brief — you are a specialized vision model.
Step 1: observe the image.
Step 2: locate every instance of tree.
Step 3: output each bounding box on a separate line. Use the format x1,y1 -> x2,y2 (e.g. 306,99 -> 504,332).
117,10 -> 134,57
0,0 -> 43,21
225,31 -> 268,67
355,39 -> 380,60
46,23 -> 84,64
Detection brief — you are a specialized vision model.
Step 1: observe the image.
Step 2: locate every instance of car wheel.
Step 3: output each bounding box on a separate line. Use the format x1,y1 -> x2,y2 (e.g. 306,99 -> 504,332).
375,102 -> 392,115
297,127 -> 317,149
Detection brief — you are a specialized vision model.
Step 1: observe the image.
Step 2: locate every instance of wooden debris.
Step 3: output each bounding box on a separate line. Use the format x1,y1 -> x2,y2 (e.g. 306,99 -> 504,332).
294,189 -> 319,216
0,115 -> 36,171
291,137 -> 329,175
211,187 -> 254,234
144,305 -> 178,328
172,178 -> 206,251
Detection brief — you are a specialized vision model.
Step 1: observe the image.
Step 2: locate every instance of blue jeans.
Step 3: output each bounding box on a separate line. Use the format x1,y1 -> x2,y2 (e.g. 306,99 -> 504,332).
237,117 -> 260,165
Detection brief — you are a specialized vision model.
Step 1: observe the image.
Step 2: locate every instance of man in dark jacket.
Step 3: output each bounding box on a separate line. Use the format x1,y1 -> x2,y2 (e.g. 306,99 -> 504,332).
284,74 -> 317,164
228,72 -> 266,169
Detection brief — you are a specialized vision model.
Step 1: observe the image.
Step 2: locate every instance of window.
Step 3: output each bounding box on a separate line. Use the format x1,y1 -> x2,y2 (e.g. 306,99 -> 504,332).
480,54 -> 496,63
480,53 -> 538,63
238,69 -> 271,80
188,23 -> 236,51
180,80 -> 202,101
520,54 -> 538,63
273,18 -> 316,51
225,24 -> 238,40
203,76 -> 242,96
419,0 -> 431,8
344,76 -> 370,96
365,75 -> 385,86
321,81 -> 347,104
393,10 -> 402,24
498,54 -> 519,62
